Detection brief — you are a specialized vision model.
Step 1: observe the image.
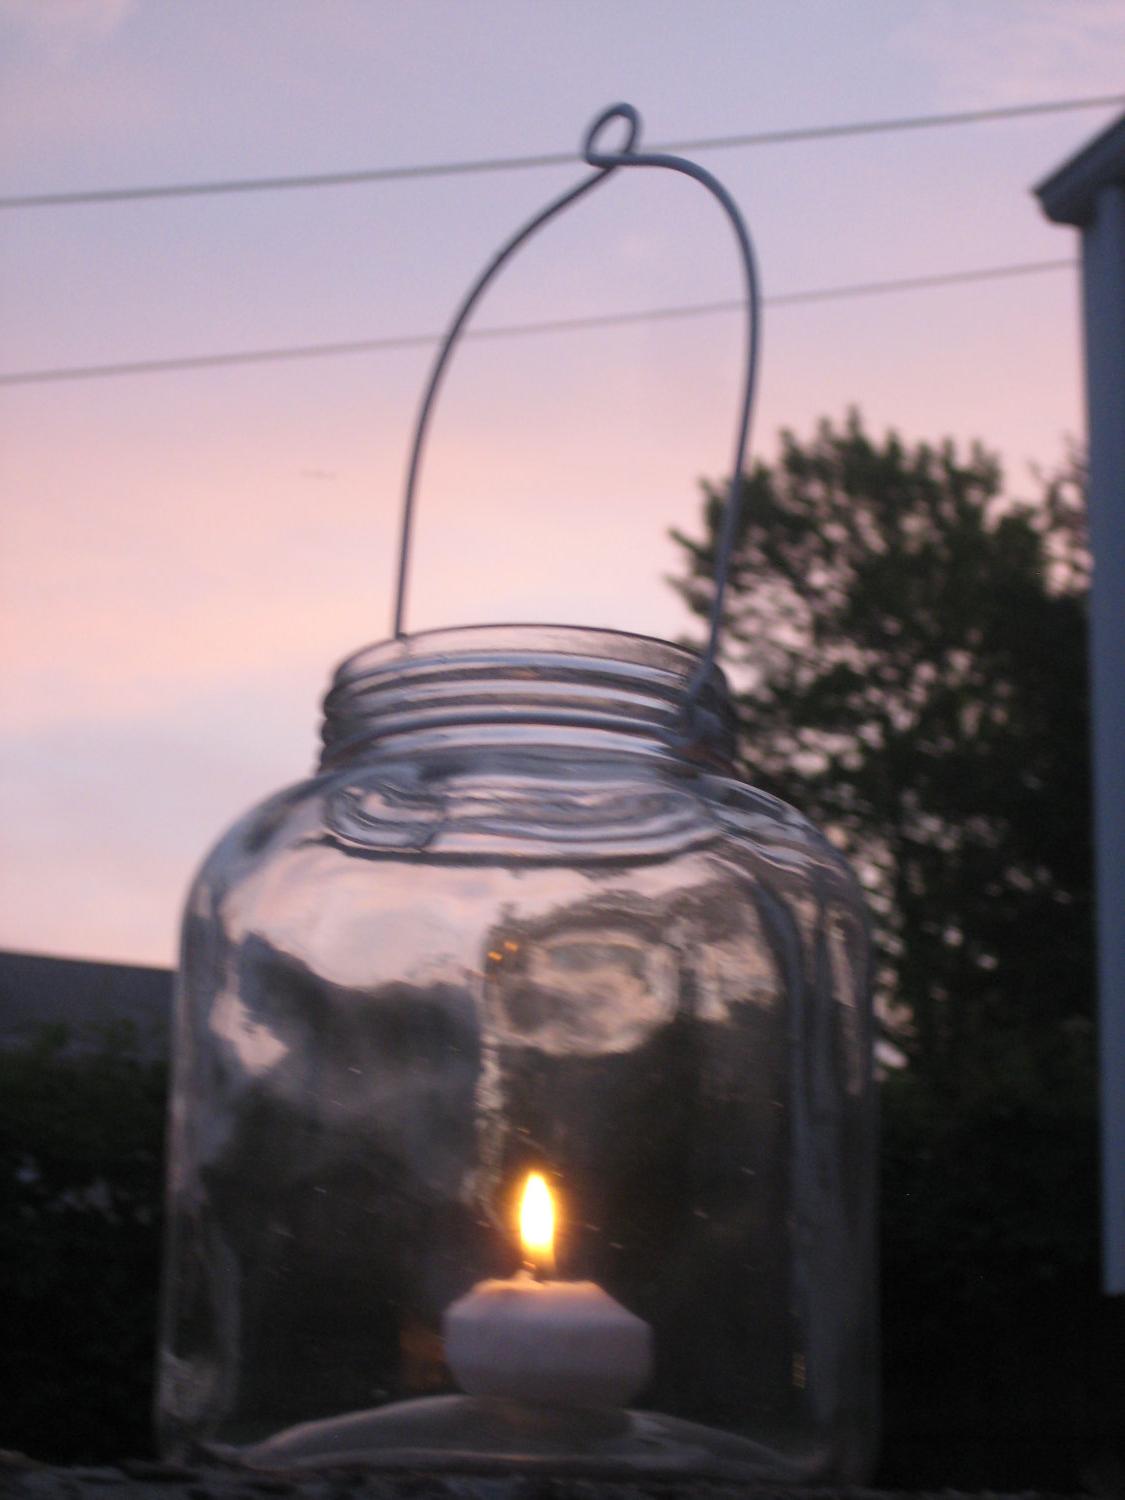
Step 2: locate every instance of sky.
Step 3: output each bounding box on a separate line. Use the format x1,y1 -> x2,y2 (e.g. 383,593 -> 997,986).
1,0 -> 1123,967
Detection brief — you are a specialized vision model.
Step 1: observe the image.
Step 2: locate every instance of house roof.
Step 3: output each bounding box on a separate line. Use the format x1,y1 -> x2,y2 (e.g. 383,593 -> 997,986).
0,948 -> 172,1059
1036,110 -> 1125,227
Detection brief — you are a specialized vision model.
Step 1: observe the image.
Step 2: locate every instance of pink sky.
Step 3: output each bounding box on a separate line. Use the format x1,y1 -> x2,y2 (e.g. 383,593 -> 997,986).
1,0 -> 1122,965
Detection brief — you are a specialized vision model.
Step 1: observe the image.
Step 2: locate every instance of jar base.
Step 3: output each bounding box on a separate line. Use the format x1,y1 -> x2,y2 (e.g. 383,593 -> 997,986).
215,1394 -> 820,1483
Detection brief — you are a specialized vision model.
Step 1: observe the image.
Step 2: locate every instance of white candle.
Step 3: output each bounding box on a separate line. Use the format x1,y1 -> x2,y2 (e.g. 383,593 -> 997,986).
443,1173 -> 652,1409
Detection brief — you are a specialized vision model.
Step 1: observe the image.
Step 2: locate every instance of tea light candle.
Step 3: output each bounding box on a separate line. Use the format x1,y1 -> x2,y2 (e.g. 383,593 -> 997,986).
443,1173 -> 652,1409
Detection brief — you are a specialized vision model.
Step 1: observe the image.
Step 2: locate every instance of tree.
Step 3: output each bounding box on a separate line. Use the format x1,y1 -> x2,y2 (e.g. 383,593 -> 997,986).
671,412 -> 1119,1487
671,410 -> 1093,1090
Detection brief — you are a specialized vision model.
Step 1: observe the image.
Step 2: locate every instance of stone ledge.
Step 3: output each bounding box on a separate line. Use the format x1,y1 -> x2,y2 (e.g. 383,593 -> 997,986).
0,1455 -> 1082,1500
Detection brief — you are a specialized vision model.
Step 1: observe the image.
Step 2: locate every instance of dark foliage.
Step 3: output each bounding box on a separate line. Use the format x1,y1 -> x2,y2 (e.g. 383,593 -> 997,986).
672,410 -> 1094,1081
0,1023 -> 166,1463
672,411 -> 1120,1487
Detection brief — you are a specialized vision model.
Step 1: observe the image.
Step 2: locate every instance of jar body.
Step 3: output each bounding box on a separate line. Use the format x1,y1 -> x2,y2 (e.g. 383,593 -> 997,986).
158,627 -> 876,1480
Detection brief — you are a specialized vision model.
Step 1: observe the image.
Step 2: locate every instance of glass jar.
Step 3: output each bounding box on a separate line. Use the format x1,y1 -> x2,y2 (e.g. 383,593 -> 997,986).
158,623 -> 876,1481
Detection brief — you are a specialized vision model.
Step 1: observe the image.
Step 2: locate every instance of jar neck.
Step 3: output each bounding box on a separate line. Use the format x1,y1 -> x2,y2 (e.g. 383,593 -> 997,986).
318,625 -> 738,774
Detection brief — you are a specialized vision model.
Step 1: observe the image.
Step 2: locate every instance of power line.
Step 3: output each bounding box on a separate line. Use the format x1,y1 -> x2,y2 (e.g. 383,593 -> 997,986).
1,95 -> 1120,210
0,258 -> 1075,388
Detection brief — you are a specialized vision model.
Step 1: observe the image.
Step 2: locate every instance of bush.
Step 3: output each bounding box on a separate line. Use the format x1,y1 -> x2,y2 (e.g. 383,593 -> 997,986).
0,1023 -> 166,1463
877,1025 -> 1124,1489
2,1016 -> 1121,1487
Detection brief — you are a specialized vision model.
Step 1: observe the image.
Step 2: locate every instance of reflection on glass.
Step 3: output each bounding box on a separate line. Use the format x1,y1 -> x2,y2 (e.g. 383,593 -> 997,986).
159,626 -> 876,1480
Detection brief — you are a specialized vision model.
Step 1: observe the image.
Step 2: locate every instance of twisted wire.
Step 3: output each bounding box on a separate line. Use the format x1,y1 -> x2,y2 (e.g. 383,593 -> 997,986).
394,102 -> 761,741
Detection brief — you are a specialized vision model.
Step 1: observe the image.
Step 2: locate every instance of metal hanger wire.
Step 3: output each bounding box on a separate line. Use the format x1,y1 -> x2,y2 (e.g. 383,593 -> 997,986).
392,102 -> 761,739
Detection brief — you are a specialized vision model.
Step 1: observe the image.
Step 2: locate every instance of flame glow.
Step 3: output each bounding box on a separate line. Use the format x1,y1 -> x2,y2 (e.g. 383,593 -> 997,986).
518,1171 -> 556,1275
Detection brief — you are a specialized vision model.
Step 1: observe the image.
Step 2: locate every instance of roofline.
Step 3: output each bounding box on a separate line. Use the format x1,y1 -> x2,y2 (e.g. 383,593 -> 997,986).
1036,111 -> 1125,226
0,946 -> 172,977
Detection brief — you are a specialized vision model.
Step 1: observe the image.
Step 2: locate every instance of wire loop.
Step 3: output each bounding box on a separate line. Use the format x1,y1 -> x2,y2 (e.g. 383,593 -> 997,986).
392,101 -> 761,746
582,102 -> 642,164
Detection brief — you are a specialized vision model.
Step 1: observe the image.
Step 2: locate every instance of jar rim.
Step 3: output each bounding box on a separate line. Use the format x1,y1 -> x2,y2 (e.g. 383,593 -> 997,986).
331,622 -> 716,687
320,623 -> 736,771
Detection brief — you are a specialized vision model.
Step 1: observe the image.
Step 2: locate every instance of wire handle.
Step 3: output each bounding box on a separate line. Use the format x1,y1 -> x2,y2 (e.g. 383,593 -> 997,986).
392,102 -> 761,736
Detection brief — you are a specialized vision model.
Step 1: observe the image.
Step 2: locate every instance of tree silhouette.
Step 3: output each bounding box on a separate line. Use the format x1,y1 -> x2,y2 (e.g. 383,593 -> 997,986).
671,411 -> 1093,1090
671,412 -> 1121,1487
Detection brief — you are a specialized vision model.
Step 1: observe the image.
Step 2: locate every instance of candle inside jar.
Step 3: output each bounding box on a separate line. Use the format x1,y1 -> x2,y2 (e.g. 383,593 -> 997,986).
443,1172 -> 652,1409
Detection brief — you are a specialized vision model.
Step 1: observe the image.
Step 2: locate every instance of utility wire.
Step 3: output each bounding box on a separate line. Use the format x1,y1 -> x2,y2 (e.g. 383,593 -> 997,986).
1,95 -> 1120,209
0,258 -> 1075,388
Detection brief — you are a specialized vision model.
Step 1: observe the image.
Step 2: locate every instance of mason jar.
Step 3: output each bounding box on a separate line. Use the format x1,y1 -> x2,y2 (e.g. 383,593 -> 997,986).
158,623 -> 876,1480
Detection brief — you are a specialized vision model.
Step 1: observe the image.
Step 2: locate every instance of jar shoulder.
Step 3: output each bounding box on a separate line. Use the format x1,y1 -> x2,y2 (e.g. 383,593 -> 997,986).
186,756 -> 859,895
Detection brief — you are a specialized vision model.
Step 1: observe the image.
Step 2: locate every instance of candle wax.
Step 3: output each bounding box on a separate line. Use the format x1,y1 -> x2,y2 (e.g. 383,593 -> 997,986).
443,1269 -> 652,1409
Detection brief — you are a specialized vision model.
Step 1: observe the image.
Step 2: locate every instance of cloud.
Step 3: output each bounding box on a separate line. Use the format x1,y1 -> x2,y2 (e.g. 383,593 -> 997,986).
3,0 -> 135,54
892,0 -> 1125,103
0,0 -> 158,157
3,0 -> 134,56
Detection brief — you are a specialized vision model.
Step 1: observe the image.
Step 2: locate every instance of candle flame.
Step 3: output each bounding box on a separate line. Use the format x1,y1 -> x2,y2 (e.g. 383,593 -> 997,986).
518,1171 -> 556,1275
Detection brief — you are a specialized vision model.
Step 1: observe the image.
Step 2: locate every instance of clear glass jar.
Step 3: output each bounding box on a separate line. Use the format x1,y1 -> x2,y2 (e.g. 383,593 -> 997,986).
158,624 -> 876,1481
